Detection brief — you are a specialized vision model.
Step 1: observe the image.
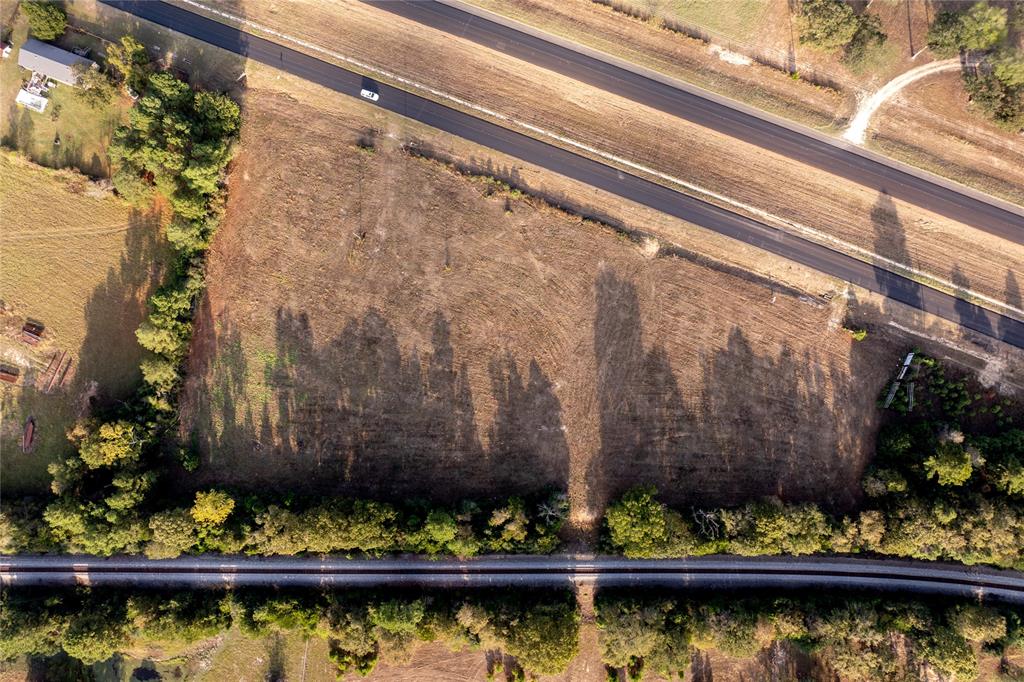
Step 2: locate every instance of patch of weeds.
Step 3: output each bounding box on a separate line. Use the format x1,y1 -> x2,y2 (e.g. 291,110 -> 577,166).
843,326 -> 867,341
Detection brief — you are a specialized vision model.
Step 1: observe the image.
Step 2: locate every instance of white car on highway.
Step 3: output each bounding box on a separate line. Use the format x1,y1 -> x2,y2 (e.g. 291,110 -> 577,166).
360,88 -> 379,102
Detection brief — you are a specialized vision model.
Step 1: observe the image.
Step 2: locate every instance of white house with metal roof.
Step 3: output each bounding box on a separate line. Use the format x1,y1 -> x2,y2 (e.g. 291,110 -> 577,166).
17,38 -> 95,86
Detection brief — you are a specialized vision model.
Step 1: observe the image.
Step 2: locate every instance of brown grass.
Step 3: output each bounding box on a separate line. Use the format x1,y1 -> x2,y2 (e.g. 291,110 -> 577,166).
179,84 -> 897,539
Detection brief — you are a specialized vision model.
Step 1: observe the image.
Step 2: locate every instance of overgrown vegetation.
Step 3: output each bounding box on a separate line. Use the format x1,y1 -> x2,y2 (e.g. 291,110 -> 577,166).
797,0 -> 886,65
604,353 -> 1024,568
1,587 -> 580,677
20,0 -> 67,41
926,1 -> 1024,131
597,592 -> 1024,681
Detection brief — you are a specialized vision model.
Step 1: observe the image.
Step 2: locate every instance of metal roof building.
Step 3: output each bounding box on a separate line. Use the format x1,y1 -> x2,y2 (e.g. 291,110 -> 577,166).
17,38 -> 95,86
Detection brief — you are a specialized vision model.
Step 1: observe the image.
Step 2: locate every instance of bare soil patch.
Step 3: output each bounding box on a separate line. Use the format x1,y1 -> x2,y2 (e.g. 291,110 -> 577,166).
180,85 -> 895,535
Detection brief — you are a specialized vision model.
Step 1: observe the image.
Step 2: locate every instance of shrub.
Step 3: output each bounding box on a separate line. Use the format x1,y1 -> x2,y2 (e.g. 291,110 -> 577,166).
21,1 -> 67,41
798,0 -> 860,51
927,12 -> 967,58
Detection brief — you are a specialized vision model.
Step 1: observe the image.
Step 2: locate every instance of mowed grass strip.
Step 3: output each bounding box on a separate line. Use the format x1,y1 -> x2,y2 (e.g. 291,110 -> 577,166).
0,151 -> 170,493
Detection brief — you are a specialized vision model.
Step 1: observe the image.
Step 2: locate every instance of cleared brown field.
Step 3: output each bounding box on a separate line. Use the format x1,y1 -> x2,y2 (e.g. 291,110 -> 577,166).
179,84 -> 898,535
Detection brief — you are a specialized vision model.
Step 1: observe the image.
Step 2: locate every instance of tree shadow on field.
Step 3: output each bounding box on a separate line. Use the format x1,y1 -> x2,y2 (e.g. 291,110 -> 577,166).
589,266 -> 693,514
76,209 -> 165,401
590,267 -> 877,514
191,307 -> 569,502
1004,270 -> 1022,343
871,189 -> 922,315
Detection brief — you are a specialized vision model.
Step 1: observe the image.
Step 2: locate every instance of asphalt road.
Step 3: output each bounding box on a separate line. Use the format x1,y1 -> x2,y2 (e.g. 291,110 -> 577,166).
372,0 -> 1024,242
101,1 -> 1024,349
4,554 -> 1024,603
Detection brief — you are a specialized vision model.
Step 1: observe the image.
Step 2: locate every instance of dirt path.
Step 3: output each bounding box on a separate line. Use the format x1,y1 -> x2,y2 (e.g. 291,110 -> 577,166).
843,58 -> 963,144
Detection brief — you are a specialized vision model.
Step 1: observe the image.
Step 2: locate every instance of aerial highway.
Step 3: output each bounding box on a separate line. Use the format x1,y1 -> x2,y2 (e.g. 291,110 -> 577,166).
100,1 -> 1024,349
4,554 -> 1024,603
372,0 -> 1024,242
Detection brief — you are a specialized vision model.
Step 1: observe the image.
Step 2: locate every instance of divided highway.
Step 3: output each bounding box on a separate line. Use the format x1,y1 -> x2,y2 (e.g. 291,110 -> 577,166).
4,555 -> 1024,604
372,0 -> 1024,242
101,1 -> 1024,349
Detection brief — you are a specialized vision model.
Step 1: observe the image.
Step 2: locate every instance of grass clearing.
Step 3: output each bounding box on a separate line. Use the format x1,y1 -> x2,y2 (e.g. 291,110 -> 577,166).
0,19 -> 131,178
659,0 -> 769,41
0,152 -> 169,494
178,82 -> 898,537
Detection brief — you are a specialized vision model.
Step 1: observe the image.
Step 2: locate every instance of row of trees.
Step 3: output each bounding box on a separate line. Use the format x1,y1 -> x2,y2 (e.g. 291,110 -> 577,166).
8,35 -> 243,557
605,354 -> 1024,568
597,592 -> 1024,681
926,1 -> 1024,131
1,587 -> 580,677
1,489 -> 569,559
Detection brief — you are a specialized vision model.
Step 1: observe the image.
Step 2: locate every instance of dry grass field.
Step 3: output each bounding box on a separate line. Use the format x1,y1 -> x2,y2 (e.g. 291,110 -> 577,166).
178,81 -> 900,535
185,0 -> 1024,315
0,152 -> 168,493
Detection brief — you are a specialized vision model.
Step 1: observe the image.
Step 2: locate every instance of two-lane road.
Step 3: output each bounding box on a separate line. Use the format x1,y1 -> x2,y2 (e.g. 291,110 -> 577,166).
4,554 -> 1024,604
100,1 -> 1024,349
373,0 -> 1024,242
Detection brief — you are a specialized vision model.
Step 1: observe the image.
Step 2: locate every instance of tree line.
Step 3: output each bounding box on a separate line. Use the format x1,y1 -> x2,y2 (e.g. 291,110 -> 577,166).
1,587 -> 580,678
597,592 -> 1024,681
5,586 -> 1021,681
2,488 -> 567,558
604,353 -> 1024,569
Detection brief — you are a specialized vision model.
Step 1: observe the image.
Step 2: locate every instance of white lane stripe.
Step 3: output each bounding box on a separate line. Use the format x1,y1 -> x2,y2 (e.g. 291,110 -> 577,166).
173,0 -> 1023,321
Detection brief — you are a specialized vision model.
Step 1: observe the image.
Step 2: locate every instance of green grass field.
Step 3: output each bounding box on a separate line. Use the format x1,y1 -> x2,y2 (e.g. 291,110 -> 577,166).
0,18 -> 130,178
0,152 -> 169,494
660,0 -> 769,41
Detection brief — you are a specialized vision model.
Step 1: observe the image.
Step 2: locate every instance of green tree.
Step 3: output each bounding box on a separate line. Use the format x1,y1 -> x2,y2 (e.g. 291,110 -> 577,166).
798,0 -> 860,52
72,64 -> 115,109
146,509 -> 198,558
960,2 -> 1007,51
105,35 -> 151,93
191,490 -> 235,527
368,599 -> 425,635
61,601 -> 130,665
499,601 -> 580,675
21,1 -> 67,41
604,486 -> 669,558
140,357 -> 180,392
924,441 -> 973,486
74,420 -> 143,469
948,605 -> 1006,644
927,12 -> 967,57
921,627 -> 978,680
993,50 -> 1024,88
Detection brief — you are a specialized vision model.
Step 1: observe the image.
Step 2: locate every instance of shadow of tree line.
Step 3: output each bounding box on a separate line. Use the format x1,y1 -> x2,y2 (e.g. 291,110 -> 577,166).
866,189 -> 1021,351
590,267 -> 877,514
186,265 -> 880,513
188,305 -> 570,502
